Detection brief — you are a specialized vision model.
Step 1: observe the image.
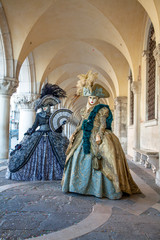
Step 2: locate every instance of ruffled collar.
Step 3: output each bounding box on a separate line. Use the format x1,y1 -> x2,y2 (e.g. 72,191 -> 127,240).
39,111 -> 50,118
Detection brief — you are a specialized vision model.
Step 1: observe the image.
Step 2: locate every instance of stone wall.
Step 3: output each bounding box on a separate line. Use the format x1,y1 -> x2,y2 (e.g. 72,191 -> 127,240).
114,97 -> 127,154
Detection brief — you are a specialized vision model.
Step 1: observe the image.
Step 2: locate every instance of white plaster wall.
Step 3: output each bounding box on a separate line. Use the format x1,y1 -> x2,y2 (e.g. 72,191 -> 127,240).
140,123 -> 159,151
127,124 -> 159,156
127,126 -> 134,156
17,58 -> 31,93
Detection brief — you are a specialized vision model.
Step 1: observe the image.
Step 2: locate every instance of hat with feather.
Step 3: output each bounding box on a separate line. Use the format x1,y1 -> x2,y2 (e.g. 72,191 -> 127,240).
76,70 -> 110,98
34,83 -> 66,111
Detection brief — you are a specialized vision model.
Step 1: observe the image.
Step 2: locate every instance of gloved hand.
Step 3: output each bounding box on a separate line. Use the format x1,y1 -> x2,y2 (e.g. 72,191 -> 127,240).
24,128 -> 33,136
96,133 -> 102,145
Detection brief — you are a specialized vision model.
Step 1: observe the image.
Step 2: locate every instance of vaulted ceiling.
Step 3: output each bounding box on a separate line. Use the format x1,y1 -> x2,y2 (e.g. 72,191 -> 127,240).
1,0 -> 160,118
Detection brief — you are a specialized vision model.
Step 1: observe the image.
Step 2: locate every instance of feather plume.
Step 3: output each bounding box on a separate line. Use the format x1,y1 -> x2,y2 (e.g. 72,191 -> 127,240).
76,70 -> 98,96
40,83 -> 66,99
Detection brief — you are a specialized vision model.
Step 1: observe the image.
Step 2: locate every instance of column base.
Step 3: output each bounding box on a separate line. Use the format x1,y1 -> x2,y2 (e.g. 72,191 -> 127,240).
156,170 -> 160,187
0,151 -> 9,160
133,150 -> 139,162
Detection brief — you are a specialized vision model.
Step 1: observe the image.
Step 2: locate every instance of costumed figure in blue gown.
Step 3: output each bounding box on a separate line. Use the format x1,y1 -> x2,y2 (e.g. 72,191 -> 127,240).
6,84 -> 69,181
62,70 -> 141,199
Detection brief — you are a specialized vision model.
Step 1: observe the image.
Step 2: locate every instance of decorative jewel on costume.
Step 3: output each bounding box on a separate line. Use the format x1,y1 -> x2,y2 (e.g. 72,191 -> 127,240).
96,152 -> 102,160
83,87 -> 92,96
10,144 -> 22,156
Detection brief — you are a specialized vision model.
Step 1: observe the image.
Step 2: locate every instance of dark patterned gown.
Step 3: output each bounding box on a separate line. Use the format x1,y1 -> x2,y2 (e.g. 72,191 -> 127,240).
7,112 -> 69,181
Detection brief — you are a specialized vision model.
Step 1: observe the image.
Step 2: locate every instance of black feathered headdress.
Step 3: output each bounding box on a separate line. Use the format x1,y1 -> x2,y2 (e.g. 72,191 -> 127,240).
34,83 -> 67,111
40,83 -> 66,99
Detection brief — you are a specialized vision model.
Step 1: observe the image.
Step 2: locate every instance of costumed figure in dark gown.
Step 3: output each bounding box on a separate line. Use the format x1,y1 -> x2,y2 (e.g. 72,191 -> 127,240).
62,70 -> 141,199
6,84 -> 69,181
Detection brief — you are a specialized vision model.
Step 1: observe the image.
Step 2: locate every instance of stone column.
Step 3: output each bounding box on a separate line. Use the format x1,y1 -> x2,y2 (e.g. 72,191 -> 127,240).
66,123 -> 69,139
14,94 -> 38,141
0,77 -> 18,159
153,43 -> 160,186
68,122 -> 71,139
71,123 -> 75,136
114,96 -> 128,153
69,122 -> 72,133
64,123 -> 67,137
131,81 -> 141,161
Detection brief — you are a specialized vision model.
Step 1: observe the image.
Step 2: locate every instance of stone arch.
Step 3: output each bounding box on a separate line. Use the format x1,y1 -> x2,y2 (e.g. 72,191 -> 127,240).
0,3 -> 17,159
0,30 -> 5,78
39,41 -> 120,96
16,0 -> 133,80
138,0 -> 160,44
143,18 -> 152,51
17,52 -> 38,94
0,2 -> 14,78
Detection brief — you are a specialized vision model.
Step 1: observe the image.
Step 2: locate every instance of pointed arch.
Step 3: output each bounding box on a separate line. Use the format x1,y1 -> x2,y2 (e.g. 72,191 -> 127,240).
0,2 -> 14,78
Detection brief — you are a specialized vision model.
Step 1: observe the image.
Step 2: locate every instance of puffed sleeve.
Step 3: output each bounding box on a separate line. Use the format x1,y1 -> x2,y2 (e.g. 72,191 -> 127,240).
73,107 -> 85,134
97,107 -> 109,139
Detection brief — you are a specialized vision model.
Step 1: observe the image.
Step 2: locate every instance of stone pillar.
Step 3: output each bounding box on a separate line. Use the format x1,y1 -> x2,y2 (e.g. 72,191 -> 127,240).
70,123 -> 73,136
0,77 -> 18,159
66,122 -> 69,138
14,94 -> 38,141
131,81 -> 141,161
64,123 -> 69,139
70,123 -> 75,136
114,96 -> 128,153
68,122 -> 71,139
153,43 -> 160,186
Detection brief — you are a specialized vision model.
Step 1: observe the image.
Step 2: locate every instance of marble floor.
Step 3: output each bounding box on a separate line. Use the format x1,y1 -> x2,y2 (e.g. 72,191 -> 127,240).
0,159 -> 160,240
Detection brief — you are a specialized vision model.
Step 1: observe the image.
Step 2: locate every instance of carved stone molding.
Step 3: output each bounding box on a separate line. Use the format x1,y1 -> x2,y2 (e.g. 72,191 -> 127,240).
153,44 -> 160,79
114,96 -> 127,106
113,96 -> 127,153
153,43 -> 160,67
131,81 -> 141,94
0,3 -> 14,78
142,50 -> 149,61
0,77 -> 18,96
14,93 -> 39,109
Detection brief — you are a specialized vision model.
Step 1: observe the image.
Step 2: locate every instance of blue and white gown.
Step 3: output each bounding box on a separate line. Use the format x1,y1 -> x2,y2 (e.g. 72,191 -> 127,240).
62,105 -> 141,199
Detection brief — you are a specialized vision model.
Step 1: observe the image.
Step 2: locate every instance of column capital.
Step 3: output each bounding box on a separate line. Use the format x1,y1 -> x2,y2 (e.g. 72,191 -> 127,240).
114,96 -> 127,105
0,77 -> 18,96
142,50 -> 150,61
14,93 -> 39,109
153,43 -> 160,67
131,81 -> 141,94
